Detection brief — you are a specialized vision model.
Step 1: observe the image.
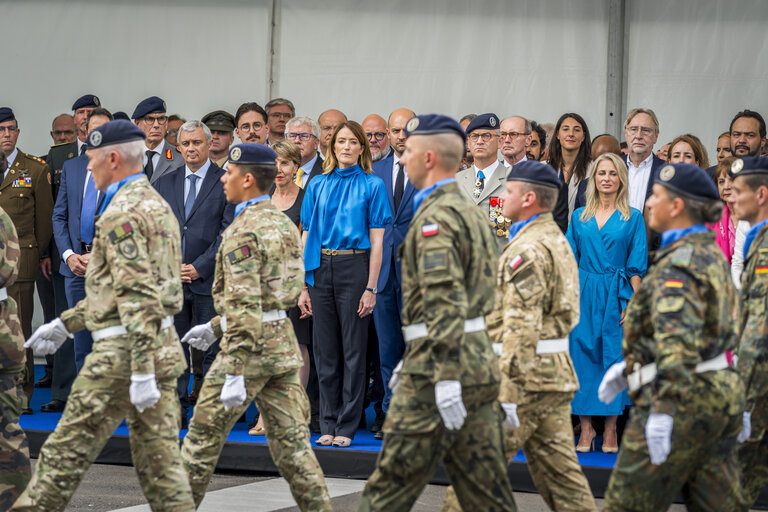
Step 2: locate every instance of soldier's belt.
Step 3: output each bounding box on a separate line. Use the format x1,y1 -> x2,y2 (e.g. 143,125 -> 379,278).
320,248 -> 367,256
0,288 -> 7,301
91,315 -> 174,342
628,351 -> 735,392
536,338 -> 569,354
402,316 -> 485,343
220,310 -> 287,333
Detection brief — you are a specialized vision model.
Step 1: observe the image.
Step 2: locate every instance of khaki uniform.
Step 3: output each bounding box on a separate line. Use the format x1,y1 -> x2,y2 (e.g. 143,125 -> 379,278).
359,181 -> 516,512
180,199 -> 331,511
456,162 -> 511,251
443,213 -> 597,512
0,206 -> 29,509
11,175 -> 194,512
604,231 -> 743,511
0,150 -> 54,399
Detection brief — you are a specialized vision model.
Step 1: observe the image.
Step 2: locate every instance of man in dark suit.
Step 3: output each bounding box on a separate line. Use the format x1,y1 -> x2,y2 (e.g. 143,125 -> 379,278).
284,116 -> 324,189
132,96 -> 183,185
53,109 -> 114,383
155,120 -> 234,427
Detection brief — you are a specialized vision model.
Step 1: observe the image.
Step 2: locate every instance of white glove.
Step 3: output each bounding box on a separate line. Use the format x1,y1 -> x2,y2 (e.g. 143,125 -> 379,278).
492,343 -> 503,357
24,318 -> 72,355
501,403 -> 519,430
389,360 -> 403,391
645,413 -> 673,465
181,322 -> 216,351
220,374 -> 247,410
435,380 -> 467,431
598,361 -> 628,404
130,374 -> 161,413
737,411 -> 751,443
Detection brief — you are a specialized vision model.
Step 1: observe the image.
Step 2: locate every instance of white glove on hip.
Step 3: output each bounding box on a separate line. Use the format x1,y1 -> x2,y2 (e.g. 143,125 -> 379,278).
181,322 -> 216,351
598,361 -> 628,404
220,374 -> 247,410
645,413 -> 673,465
501,403 -> 519,430
389,360 -> 403,391
435,380 -> 467,431
492,343 -> 503,357
130,374 -> 161,413
737,411 -> 751,443
24,318 -> 72,355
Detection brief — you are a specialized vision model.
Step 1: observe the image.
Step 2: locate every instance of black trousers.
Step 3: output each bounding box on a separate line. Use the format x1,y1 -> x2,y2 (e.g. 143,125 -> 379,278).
309,252 -> 370,439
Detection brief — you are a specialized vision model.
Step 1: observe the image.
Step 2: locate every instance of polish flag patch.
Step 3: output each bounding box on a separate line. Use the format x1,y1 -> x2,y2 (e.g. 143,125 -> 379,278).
422,224 -> 439,237
509,254 -> 523,270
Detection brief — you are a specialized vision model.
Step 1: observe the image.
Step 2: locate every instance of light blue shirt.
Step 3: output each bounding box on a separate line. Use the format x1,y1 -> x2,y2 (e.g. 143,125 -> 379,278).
300,152 -> 320,188
508,214 -> 540,242
98,173 -> 144,215
660,224 -> 708,248
184,159 -> 211,199
743,217 -> 768,258
412,178 -> 456,213
234,194 -> 270,219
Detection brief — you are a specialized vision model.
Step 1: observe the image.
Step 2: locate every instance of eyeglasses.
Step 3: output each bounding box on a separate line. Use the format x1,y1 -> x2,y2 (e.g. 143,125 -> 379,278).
52,130 -> 76,137
238,122 -> 265,132
140,115 -> 168,126
626,126 -> 654,136
468,132 -> 497,142
286,132 -> 316,141
366,131 -> 387,142
499,131 -> 528,140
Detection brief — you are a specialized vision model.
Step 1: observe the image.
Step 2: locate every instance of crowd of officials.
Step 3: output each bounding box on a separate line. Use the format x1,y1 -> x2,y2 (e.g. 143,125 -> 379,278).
0,92 -> 767,510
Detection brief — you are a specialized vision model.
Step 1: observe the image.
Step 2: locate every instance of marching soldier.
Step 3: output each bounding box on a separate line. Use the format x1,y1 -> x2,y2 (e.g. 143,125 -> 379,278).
599,163 -> 743,511
358,114 -> 516,511
179,143 -> 332,511
442,160 -> 597,512
13,120 -> 195,511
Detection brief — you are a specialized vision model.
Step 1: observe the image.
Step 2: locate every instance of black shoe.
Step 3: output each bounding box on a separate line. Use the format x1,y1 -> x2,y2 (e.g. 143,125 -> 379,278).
40,399 -> 66,413
181,415 -> 189,430
374,430 -> 384,440
34,374 -> 53,388
309,417 -> 321,434
371,413 -> 385,433
237,413 -> 248,424
21,407 -> 33,415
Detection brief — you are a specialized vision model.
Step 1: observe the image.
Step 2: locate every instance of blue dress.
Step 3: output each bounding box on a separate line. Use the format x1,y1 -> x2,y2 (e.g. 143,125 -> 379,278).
566,207 -> 647,416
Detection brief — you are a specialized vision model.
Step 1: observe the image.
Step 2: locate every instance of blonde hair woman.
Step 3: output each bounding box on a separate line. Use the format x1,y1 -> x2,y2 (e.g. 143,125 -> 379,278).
566,152 -> 648,452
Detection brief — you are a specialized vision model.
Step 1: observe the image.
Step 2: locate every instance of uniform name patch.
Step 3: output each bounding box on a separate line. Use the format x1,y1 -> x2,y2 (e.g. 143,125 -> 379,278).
422,224 -> 438,237
665,279 -> 683,288
165,149 -> 173,159
756,266 -> 768,274
509,254 -> 523,270
424,250 -> 448,271
227,245 -> 251,264
108,222 -> 134,244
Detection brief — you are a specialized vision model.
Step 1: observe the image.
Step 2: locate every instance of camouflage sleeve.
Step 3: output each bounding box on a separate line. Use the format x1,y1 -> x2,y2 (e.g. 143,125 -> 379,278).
0,208 -> 19,289
649,265 -> 704,416
60,298 -> 89,333
211,244 -> 226,338
738,252 -> 768,408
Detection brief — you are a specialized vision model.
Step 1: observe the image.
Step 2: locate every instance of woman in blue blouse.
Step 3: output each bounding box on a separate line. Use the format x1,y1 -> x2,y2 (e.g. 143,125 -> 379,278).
566,152 -> 647,453
299,121 -> 392,447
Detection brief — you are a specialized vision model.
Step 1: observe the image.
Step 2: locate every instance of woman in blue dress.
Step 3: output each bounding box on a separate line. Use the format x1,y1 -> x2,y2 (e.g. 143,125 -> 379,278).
566,152 -> 648,452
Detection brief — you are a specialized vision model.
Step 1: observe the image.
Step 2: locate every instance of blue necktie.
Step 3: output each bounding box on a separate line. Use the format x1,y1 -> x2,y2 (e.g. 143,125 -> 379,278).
473,170 -> 485,199
80,174 -> 98,244
185,174 -> 199,219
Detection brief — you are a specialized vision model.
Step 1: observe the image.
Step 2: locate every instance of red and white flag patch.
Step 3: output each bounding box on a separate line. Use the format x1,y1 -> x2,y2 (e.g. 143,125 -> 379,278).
509,254 -> 523,270
422,223 -> 439,237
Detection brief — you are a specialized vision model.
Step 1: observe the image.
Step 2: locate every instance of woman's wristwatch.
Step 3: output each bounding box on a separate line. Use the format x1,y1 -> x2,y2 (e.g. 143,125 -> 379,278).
365,287 -> 378,294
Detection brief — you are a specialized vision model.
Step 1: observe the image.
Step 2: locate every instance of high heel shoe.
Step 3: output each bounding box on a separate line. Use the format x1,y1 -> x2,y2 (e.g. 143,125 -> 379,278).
576,429 -> 596,453
602,428 -> 619,453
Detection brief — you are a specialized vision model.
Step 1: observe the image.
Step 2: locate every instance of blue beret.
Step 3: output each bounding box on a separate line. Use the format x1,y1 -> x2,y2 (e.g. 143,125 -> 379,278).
112,111 -> 130,121
0,107 -> 16,124
72,94 -> 100,110
729,156 -> 768,178
465,113 -> 500,134
85,119 -> 146,149
655,163 -> 719,201
132,96 -> 166,119
228,143 -> 277,165
404,114 -> 466,144
506,160 -> 561,189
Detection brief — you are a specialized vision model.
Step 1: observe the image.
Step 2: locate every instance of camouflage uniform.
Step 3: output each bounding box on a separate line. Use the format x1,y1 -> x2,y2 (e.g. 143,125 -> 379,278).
443,213 -> 597,512
12,176 -> 195,512
180,199 -> 331,511
359,181 -> 517,512
737,221 -> 768,507
604,230 -> 744,511
0,206 -> 29,510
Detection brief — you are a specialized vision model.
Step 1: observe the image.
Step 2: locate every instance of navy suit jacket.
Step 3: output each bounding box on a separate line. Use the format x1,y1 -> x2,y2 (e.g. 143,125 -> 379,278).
52,154 -> 90,279
155,162 -> 234,296
304,153 -> 325,189
372,156 -> 415,290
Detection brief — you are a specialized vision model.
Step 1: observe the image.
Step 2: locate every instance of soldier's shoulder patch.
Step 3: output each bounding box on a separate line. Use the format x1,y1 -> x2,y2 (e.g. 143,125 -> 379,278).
664,279 -> 684,288
670,246 -> 693,266
508,254 -> 524,271
117,237 -> 138,260
755,266 -> 768,275
108,222 -> 134,244
47,172 -> 51,184
657,295 -> 685,313
423,248 -> 448,272
422,223 -> 438,237
165,149 -> 173,159
227,244 -> 252,264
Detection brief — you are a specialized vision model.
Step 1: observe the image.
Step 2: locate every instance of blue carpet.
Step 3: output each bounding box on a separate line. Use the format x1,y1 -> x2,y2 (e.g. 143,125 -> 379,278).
21,365 -> 617,466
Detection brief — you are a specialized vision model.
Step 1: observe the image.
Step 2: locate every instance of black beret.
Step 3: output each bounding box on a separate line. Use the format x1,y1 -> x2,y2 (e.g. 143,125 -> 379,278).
404,114 -> 466,144
85,119 -> 146,149
202,110 -> 235,132
112,111 -> 130,121
655,163 -> 719,201
132,96 -> 167,119
506,160 -> 561,189
465,113 -> 500,133
228,143 -> 277,165
729,156 -> 768,178
0,107 -> 16,124
72,94 -> 100,110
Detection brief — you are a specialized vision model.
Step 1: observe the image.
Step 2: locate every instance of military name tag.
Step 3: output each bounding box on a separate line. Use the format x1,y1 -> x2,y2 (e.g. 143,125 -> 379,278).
227,245 -> 251,264
108,222 -> 134,244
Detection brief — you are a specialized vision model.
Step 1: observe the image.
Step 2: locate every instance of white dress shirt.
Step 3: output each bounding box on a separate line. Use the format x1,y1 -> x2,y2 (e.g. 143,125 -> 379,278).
502,154 -> 528,168
475,160 -> 501,183
391,154 -> 409,194
627,153 -> 654,211
143,141 -> 165,170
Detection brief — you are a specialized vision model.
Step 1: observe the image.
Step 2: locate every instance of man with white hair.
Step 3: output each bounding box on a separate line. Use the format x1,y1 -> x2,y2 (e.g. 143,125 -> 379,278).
285,116 -> 324,189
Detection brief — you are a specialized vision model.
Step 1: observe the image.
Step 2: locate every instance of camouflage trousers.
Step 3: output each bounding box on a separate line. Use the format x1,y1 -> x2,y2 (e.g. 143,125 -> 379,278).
181,365 -> 331,511
11,368 -> 194,511
358,375 -> 516,512
604,405 -> 742,511
0,373 -> 30,510
442,391 -> 597,512
738,427 -> 768,509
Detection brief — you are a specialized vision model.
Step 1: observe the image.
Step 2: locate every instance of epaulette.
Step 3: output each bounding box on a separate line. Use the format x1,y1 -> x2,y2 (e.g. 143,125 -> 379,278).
50,142 -> 69,148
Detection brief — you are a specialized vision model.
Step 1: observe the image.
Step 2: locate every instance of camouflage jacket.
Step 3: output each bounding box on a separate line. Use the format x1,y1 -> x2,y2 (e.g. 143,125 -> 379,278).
489,213 -> 580,403
0,206 -> 24,372
398,181 -> 500,386
61,175 -> 184,377
623,231 -> 743,417
210,199 -> 304,377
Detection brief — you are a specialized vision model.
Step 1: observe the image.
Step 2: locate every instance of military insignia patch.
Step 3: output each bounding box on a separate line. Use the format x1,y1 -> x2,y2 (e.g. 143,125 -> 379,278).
489,117 -> 497,127
406,118 -> 419,132
89,131 -> 102,147
67,152 -> 74,158
108,222 -> 134,244
165,149 -> 172,159
227,245 -> 251,264
118,237 -> 139,259
231,147 -> 242,161
509,254 -> 523,270
422,224 -> 438,237
731,159 -> 743,174
664,279 -> 683,288
659,165 -> 675,181
424,249 -> 447,271
47,172 -> 51,184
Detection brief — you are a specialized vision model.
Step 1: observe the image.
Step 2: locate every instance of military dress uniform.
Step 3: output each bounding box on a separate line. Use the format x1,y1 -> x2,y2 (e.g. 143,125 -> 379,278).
0,206 -> 30,509
457,161 -> 511,251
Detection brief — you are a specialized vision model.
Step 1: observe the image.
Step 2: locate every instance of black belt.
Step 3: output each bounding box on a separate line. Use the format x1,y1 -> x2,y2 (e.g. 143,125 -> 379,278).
80,241 -> 93,253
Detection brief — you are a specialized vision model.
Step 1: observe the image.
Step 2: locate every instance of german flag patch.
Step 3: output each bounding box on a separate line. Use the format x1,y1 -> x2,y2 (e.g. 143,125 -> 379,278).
108,222 -> 134,244
227,245 -> 251,264
664,279 -> 683,288
756,266 -> 768,275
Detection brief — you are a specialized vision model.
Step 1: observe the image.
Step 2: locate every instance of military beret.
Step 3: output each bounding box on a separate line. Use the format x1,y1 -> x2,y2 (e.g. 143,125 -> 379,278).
132,96 -> 167,119
465,113 -> 500,134
404,114 -> 466,144
0,107 -> 16,124
506,160 -> 561,189
85,119 -> 146,149
655,163 -> 719,201
112,111 -> 130,121
728,156 -> 768,178
202,110 -> 235,132
72,94 -> 100,110
228,143 -> 277,165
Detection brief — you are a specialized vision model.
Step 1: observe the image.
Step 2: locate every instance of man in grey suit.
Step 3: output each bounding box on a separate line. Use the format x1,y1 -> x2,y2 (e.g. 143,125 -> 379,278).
456,113 -> 510,251
132,96 -> 183,185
